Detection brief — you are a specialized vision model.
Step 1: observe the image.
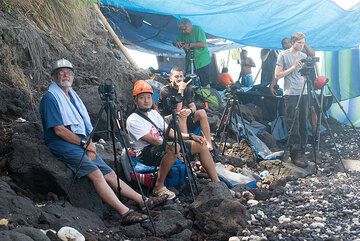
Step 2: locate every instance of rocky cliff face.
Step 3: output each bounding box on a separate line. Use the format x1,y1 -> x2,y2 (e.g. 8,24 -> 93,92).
0,0 -> 148,171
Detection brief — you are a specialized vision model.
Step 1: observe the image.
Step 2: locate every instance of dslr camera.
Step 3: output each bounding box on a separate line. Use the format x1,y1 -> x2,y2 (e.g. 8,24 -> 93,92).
299,56 -> 320,76
163,94 -> 182,109
158,94 -> 183,115
98,78 -> 116,101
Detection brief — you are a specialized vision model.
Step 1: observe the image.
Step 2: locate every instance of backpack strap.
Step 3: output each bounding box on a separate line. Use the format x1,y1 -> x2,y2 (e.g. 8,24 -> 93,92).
134,109 -> 164,137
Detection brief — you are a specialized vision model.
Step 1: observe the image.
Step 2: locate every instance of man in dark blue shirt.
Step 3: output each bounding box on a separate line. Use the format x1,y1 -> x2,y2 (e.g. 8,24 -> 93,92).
39,59 -> 165,224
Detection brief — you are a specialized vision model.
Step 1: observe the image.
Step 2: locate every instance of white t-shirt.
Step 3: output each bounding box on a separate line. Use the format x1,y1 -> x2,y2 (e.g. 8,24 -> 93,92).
126,110 -> 168,156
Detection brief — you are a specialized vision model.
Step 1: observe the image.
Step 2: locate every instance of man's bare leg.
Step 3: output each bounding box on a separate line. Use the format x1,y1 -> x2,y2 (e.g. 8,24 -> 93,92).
194,109 -> 213,150
178,115 -> 189,134
104,171 -> 144,205
87,169 -> 129,216
190,142 -> 219,182
153,145 -> 177,192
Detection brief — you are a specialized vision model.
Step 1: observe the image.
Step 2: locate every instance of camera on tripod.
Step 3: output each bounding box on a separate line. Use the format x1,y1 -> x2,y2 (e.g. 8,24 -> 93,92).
98,78 -> 116,101
299,56 -> 320,76
224,82 -> 244,99
163,94 -> 183,110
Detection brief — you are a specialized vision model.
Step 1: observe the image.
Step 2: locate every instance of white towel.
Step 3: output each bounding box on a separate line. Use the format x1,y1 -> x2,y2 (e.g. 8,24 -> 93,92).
48,81 -> 93,136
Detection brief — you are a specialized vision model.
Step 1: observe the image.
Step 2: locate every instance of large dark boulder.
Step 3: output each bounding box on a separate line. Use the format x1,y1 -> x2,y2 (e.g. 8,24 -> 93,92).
146,210 -> 193,238
0,178 -> 105,234
0,178 -> 41,226
39,201 -> 106,232
0,227 -> 50,241
9,122 -> 105,216
190,182 -> 250,241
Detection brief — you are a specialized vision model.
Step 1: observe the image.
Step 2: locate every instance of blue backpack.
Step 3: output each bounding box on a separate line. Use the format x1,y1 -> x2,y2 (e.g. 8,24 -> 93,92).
164,159 -> 190,187
121,148 -> 190,187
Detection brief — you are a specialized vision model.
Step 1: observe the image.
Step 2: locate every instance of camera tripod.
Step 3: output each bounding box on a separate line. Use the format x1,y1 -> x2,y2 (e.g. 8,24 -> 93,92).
214,89 -> 257,161
164,108 -> 199,201
285,69 -> 348,176
62,85 -> 157,233
185,49 -> 201,87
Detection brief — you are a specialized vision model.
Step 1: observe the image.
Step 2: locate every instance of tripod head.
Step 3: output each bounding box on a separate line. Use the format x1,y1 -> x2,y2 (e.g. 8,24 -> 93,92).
224,84 -> 245,101
164,94 -> 183,109
299,56 -> 319,77
185,49 -> 196,74
98,78 -> 117,103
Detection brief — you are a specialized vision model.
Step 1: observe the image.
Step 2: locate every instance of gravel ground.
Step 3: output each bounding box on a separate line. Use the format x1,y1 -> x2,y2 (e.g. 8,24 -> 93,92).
233,119 -> 360,241
241,172 -> 360,241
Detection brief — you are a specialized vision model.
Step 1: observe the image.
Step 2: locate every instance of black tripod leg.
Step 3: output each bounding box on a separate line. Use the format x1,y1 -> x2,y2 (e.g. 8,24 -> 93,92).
308,81 -> 318,173
63,104 -> 106,206
171,112 -> 199,200
163,113 -> 198,200
109,106 -> 122,195
308,82 -> 349,177
316,87 -> 325,160
215,98 -> 231,141
221,100 -> 235,155
176,127 -> 199,199
113,110 -> 157,236
234,100 -> 258,161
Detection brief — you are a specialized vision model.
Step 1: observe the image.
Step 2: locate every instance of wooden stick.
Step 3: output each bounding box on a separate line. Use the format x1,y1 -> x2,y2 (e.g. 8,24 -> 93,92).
93,4 -> 139,70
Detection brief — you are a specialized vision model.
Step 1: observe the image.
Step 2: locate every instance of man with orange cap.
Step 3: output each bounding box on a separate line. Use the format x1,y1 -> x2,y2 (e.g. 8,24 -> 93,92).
127,80 -> 220,199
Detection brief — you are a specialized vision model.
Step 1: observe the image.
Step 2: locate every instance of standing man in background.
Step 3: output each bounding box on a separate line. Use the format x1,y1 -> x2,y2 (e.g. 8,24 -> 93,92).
260,49 -> 278,87
174,18 -> 211,87
239,49 -> 256,87
273,32 -> 309,168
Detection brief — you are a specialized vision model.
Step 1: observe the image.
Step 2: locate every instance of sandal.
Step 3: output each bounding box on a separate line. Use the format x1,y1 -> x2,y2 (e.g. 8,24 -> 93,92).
121,209 -> 149,224
141,195 -> 168,211
153,187 -> 176,200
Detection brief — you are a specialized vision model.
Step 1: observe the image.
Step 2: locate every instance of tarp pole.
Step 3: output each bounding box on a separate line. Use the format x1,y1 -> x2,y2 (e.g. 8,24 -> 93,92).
93,4 -> 139,70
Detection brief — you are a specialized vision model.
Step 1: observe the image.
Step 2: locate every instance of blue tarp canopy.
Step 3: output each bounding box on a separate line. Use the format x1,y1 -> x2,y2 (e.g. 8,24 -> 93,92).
100,0 -> 360,52
100,6 -> 242,56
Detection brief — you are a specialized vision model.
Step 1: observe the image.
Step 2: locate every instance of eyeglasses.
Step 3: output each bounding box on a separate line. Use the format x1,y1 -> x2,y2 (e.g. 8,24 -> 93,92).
58,69 -> 74,76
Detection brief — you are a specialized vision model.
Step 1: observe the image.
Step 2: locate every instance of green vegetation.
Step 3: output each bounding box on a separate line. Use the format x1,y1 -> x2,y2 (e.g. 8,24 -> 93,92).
3,0 -> 96,39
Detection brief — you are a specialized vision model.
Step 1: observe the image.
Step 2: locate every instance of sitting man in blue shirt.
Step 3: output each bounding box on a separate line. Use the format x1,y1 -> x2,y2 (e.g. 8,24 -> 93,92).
39,59 -> 166,224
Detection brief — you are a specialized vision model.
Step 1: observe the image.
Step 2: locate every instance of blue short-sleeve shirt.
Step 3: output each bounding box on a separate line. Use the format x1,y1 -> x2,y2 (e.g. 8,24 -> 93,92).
39,91 -> 112,177
39,91 -> 87,157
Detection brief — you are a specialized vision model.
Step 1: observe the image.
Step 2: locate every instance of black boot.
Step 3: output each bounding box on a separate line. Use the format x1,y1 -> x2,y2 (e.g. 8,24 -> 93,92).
290,145 -> 308,168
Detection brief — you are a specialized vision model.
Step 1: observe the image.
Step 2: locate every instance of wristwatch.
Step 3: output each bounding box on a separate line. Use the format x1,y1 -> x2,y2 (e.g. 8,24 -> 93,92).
80,137 -> 87,147
189,133 -> 193,140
